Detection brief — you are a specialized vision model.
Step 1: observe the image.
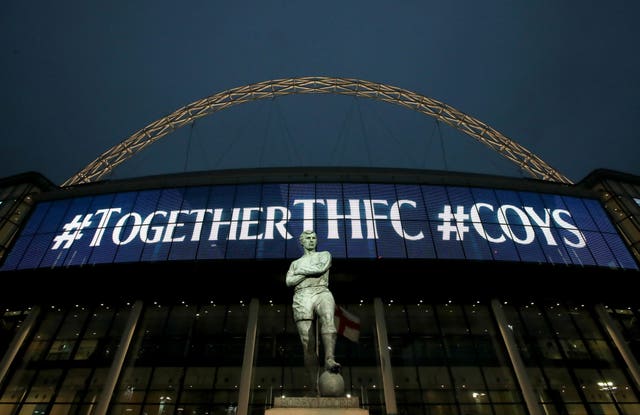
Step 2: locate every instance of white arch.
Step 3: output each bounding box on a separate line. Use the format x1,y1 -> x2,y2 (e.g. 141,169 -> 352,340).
63,76 -> 571,186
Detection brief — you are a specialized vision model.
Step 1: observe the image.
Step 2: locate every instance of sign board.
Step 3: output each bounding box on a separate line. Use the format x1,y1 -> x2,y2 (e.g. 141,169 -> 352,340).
1,183 -> 637,270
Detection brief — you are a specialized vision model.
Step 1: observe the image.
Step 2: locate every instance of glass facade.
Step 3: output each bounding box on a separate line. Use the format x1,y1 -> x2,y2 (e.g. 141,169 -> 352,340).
585,172 -> 640,265
1,298 -> 640,415
0,173 -> 54,264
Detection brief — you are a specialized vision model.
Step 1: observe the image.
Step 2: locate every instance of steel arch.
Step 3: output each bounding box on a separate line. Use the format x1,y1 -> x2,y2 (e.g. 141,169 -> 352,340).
62,76 -> 572,186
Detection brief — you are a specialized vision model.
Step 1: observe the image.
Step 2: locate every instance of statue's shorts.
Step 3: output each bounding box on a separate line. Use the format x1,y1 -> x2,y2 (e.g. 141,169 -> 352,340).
292,286 -> 337,334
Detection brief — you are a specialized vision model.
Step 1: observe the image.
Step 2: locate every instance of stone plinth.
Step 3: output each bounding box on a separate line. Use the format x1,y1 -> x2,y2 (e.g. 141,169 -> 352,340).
266,396 -> 369,415
273,396 -> 360,408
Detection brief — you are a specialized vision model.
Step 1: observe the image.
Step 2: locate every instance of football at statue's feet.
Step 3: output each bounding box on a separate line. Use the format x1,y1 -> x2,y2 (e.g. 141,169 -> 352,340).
318,370 -> 345,397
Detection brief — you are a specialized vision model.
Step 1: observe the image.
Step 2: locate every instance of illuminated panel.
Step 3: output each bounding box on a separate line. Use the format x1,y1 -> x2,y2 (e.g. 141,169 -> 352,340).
396,184 -> 434,259
168,186 -> 211,261
1,183 -> 637,271
258,183 -> 290,259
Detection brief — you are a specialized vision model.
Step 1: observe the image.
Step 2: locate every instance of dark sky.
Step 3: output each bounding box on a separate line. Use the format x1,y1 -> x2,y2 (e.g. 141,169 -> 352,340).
1,2 -> 639,186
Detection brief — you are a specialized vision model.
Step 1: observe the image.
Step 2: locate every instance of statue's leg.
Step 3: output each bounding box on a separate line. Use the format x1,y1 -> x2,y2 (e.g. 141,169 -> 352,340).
322,332 -> 341,372
317,294 -> 341,372
296,319 -> 319,395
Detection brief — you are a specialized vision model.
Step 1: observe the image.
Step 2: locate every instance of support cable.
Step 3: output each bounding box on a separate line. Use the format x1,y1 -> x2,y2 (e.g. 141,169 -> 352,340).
437,120 -> 448,171
183,121 -> 196,172
355,97 -> 373,167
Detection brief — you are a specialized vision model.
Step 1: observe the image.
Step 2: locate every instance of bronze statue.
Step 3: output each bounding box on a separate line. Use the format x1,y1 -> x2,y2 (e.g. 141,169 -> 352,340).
286,230 -> 341,394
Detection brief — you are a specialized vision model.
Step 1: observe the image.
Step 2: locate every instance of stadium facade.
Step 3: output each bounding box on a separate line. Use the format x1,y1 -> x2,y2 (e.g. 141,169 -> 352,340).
0,165 -> 639,415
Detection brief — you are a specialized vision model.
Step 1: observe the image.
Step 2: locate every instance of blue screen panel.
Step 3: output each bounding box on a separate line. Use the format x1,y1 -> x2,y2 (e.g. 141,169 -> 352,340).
134,189 -> 188,265
374,221 -> 407,259
141,241 -> 171,262
448,186 -> 476,212
61,196 -> 94,224
602,232 -> 638,270
285,220 -> 307,259
540,227 -> 572,265
38,199 -> 72,233
446,186 -> 495,260
516,191 -> 554,235
206,185 -> 238,244
584,198 -> 618,233
341,184 -> 377,258
225,238 -> 257,259
1,182 -> 636,271
260,184 -> 289,222
346,235 -> 377,258
470,188 -> 500,224
342,183 -> 371,234
133,190 -> 161,215
88,227 -> 118,265
168,237 -> 200,261
494,189 -> 523,210
21,202 -> 51,236
540,193 -> 569,213
395,185 -> 428,221
112,191 -> 138,211
16,233 -> 52,270
517,190 -> 545,208
35,234 -> 70,268
461,223 -> 493,261
507,225 -> 547,263
113,222 -> 145,264
461,234 -> 494,261
256,230 -> 287,259
315,183 -> 343,222
158,187 -> 186,212
369,184 -> 397,209
235,184 -> 262,207
86,193 -> 117,219
197,237 -> 227,260
0,235 -> 33,270
483,223 -> 520,261
422,185 -> 449,222
369,184 -> 407,258
561,196 -> 599,232
180,186 -> 211,217
581,231 -> 617,268
64,241 -> 95,267
288,183 -> 316,226
314,218 -> 347,259
403,220 -> 435,259
430,221 -> 465,259
564,241 -> 597,267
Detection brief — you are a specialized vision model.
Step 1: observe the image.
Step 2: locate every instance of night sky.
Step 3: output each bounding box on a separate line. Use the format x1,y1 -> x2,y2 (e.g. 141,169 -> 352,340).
1,2 -> 639,186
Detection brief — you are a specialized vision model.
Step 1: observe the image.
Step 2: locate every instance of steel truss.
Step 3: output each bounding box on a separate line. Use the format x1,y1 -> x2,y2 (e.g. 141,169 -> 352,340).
63,76 -> 571,186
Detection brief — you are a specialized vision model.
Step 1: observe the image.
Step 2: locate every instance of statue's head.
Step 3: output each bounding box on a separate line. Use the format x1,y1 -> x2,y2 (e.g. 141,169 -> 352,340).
299,229 -> 316,242
299,230 -> 318,250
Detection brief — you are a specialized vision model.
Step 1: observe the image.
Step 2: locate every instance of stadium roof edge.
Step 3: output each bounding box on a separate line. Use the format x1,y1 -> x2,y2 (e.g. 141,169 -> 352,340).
32,166 -> 597,201
0,171 -> 56,190
578,168 -> 640,187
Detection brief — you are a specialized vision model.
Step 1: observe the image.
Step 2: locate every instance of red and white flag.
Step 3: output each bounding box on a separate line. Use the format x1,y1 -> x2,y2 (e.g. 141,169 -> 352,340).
335,305 -> 360,343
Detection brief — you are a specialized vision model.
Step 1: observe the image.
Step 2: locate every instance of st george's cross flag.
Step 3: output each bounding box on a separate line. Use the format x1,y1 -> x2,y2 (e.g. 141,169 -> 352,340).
334,305 -> 361,343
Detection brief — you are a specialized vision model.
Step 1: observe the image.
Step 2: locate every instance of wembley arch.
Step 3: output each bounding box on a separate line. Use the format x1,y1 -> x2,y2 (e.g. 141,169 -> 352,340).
62,76 -> 572,187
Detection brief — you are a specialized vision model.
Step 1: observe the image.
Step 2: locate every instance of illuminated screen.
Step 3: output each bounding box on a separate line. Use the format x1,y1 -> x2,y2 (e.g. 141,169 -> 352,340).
1,183 -> 637,271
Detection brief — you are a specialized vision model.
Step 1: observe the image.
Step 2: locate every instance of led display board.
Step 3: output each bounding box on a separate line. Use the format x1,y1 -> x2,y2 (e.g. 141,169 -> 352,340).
1,183 -> 637,271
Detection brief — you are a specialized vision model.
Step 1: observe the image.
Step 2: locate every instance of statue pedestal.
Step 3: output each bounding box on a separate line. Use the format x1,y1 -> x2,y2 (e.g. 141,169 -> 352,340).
266,396 -> 369,414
